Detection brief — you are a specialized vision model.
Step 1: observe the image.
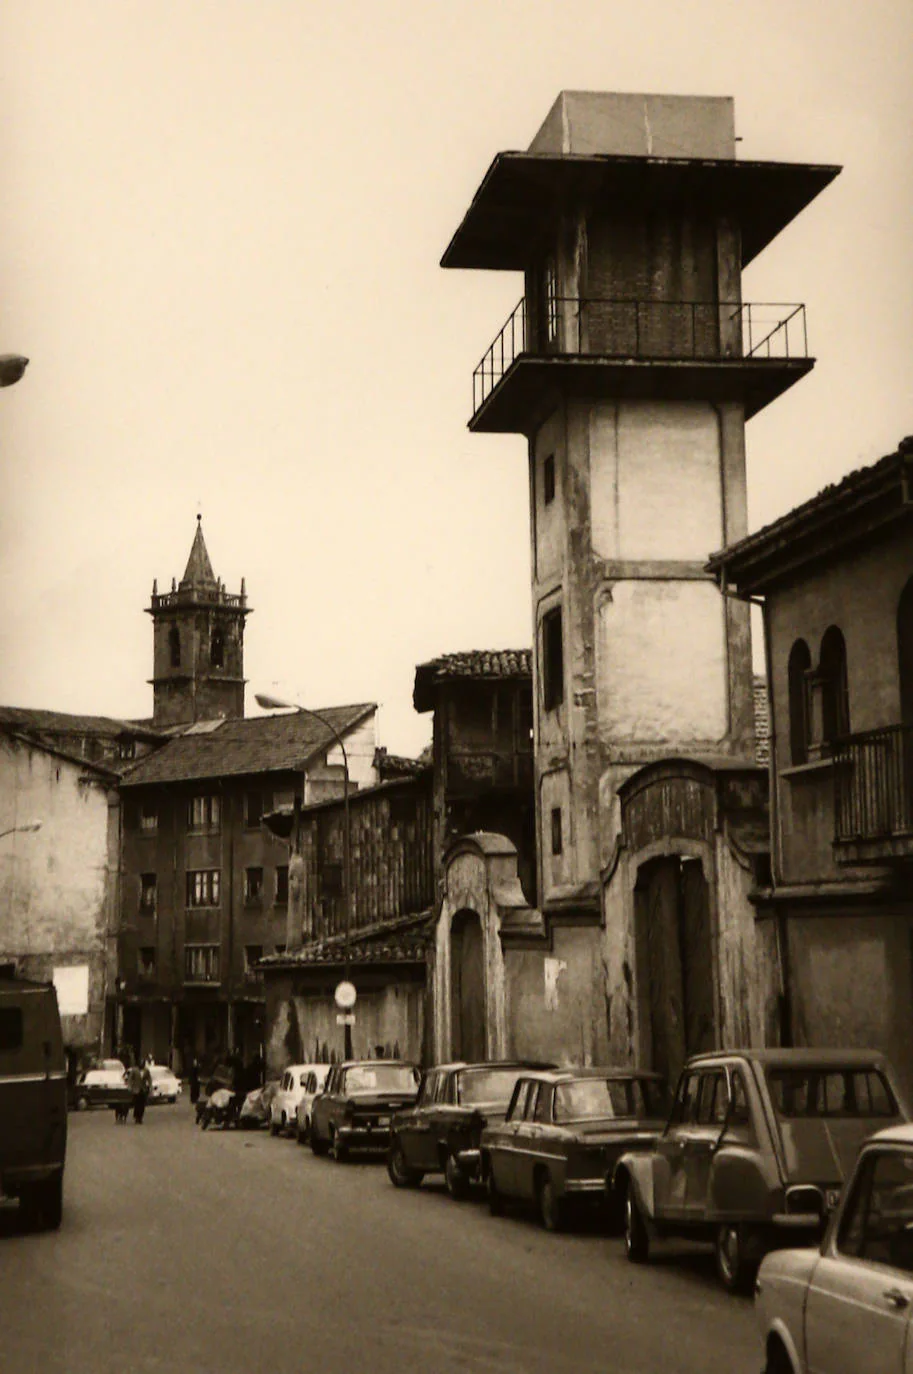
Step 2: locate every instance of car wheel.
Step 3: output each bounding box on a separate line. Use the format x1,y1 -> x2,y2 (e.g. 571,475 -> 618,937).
76,1094 -> 90,1112
296,1120 -> 307,1145
444,1152 -> 470,1201
310,1128 -> 329,1157
387,1139 -> 423,1189
624,1184 -> 649,1263
269,1116 -> 280,1137
538,1176 -> 565,1233
764,1336 -> 797,1374
716,1223 -> 757,1295
329,1129 -> 348,1163
487,1163 -> 506,1218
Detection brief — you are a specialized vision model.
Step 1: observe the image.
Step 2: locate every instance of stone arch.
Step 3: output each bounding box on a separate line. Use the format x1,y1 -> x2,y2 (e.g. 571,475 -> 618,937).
433,833 -> 535,1063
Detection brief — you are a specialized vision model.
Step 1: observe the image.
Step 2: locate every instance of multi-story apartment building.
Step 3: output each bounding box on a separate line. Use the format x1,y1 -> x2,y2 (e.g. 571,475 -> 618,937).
709,435 -> 913,1099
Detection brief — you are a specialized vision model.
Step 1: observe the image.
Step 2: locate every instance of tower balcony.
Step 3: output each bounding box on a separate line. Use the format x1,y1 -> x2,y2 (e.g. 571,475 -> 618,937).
470,297 -> 812,431
833,724 -> 913,864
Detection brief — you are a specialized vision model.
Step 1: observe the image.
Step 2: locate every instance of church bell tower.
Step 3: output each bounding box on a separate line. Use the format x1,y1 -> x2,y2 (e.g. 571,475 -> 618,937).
147,518 -> 251,727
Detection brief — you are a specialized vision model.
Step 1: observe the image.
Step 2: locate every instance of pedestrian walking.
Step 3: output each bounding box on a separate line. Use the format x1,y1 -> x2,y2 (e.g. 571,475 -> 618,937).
189,1057 -> 200,1105
128,1062 -> 151,1124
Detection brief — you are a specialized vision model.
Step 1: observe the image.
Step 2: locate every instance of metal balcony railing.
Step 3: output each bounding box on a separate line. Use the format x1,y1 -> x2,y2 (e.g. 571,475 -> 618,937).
472,297 -> 808,414
833,725 -> 913,844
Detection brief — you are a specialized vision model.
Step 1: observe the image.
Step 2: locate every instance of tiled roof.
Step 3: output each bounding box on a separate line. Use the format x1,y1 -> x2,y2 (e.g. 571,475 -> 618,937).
414,649 -> 532,712
707,436 -> 913,593
373,747 -> 432,780
260,910 -> 433,970
120,703 -> 376,788
0,706 -> 163,740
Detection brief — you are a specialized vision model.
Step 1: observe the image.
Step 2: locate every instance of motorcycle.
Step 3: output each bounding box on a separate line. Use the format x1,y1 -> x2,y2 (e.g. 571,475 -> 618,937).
196,1086 -> 239,1130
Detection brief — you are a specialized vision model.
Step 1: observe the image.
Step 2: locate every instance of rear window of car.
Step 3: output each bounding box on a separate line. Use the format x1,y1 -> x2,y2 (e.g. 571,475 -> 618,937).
554,1077 -> 669,1122
0,1007 -> 23,1052
343,1065 -> 418,1095
766,1066 -> 897,1118
458,1068 -> 526,1108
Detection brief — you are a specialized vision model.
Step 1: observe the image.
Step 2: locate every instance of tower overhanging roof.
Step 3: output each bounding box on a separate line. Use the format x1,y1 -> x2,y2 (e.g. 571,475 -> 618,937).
441,153 -> 841,271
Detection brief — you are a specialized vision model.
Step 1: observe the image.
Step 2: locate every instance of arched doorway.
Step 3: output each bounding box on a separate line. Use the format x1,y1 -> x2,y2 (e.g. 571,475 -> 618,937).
450,909 -> 486,1062
634,855 -> 714,1086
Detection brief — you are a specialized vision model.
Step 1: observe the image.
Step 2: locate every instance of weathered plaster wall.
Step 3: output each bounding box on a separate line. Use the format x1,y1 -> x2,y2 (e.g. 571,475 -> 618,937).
0,734 -> 115,1050
787,910 -> 913,1105
264,975 -> 424,1078
590,402 -> 723,561
504,925 -> 608,1067
715,837 -> 778,1049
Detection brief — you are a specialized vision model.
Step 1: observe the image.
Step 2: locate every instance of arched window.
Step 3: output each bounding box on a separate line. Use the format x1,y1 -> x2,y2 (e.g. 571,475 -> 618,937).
788,639 -> 812,765
820,626 -> 850,746
211,627 -> 225,668
168,626 -> 181,668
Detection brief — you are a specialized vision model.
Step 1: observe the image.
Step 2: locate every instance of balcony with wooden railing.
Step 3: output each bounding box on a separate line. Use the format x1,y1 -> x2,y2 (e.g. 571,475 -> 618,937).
833,725 -> 913,863
470,296 -> 812,431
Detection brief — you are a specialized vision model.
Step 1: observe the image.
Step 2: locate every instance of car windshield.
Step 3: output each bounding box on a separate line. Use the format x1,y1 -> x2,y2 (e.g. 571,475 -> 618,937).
554,1077 -> 669,1122
342,1065 -> 417,1095
457,1068 -> 526,1107
766,1066 -> 897,1119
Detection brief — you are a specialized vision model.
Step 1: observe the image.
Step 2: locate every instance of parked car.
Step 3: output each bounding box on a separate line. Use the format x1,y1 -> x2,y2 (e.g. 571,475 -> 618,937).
614,1048 -> 909,1293
755,1121 -> 913,1374
481,1067 -> 669,1231
147,1065 -> 182,1104
0,970 -> 67,1230
310,1060 -> 420,1161
269,1063 -> 324,1137
238,1081 -> 279,1130
73,1059 -> 131,1111
387,1061 -> 556,1197
294,1065 -> 331,1143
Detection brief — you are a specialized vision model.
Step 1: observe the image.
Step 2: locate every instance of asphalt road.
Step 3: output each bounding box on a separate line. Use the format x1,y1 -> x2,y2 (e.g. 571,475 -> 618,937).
1,1099 -> 762,1373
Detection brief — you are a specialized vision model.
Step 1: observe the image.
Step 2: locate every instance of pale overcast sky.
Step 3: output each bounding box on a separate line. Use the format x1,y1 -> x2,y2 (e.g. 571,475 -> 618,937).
1,0 -> 911,755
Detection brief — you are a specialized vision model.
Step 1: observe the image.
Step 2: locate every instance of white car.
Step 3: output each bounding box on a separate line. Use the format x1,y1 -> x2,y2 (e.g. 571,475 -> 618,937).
74,1059 -> 129,1110
147,1065 -> 182,1104
755,1122 -> 913,1373
294,1065 -> 332,1143
270,1063 -> 325,1137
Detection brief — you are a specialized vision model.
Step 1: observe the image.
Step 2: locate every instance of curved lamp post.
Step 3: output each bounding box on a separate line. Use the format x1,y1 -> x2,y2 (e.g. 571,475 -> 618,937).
255,692 -> 352,1056
0,820 -> 42,840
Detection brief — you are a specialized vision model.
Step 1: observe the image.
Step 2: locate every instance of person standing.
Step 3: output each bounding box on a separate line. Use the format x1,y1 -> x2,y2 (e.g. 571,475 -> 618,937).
189,1057 -> 201,1105
127,1062 -> 144,1123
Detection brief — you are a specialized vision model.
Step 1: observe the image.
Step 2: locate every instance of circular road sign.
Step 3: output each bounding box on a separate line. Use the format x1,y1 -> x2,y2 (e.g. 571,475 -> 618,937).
334,980 -> 357,1011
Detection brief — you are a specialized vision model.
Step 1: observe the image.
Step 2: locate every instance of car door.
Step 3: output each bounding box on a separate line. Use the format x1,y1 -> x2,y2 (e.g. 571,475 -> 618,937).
512,1082 -> 544,1201
312,1067 -> 335,1141
805,1144 -> 913,1374
404,1071 -> 440,1171
683,1067 -> 730,1217
491,1080 -> 531,1197
653,1070 -> 699,1220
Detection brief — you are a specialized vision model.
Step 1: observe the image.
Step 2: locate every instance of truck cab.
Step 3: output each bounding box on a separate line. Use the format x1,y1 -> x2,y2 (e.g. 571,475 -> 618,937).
0,970 -> 67,1230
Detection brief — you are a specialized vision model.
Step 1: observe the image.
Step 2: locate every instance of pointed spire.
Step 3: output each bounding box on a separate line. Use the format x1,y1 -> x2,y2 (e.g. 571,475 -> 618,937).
180,515 -> 217,590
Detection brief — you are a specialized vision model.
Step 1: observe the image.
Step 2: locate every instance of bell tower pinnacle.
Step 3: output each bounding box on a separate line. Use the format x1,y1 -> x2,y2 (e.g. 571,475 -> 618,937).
147,517 -> 251,727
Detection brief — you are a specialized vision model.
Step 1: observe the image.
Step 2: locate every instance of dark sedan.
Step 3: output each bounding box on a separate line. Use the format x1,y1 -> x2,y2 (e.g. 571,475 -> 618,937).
388,1061 -> 553,1198
481,1067 -> 668,1231
310,1060 -> 420,1161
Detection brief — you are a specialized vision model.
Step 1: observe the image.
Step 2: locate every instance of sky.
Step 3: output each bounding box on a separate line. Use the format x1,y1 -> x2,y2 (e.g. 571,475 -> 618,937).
1,0 -> 911,757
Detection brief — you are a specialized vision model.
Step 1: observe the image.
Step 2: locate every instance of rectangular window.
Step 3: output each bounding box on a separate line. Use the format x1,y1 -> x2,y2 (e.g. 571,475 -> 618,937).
244,945 -> 263,976
542,606 -> 564,711
184,944 -> 220,983
275,866 -> 289,904
0,1007 -> 23,1051
550,807 -> 563,856
185,870 -> 221,908
138,947 -> 156,978
543,453 -> 556,505
187,795 -> 220,831
139,874 -> 157,912
140,802 -> 158,832
245,790 -> 264,829
244,867 -> 263,904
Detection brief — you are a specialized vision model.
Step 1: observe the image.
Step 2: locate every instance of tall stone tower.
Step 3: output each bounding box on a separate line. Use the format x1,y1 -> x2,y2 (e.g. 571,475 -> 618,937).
147,518 -> 251,727
442,91 -> 838,914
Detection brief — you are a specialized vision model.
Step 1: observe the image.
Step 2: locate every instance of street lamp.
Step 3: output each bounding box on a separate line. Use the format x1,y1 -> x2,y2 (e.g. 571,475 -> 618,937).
0,820 -> 42,840
0,354 -> 29,387
255,692 -> 353,1056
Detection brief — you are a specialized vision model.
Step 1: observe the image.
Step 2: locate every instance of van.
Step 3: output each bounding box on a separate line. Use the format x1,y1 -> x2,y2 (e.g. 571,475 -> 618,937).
0,970 -> 67,1230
